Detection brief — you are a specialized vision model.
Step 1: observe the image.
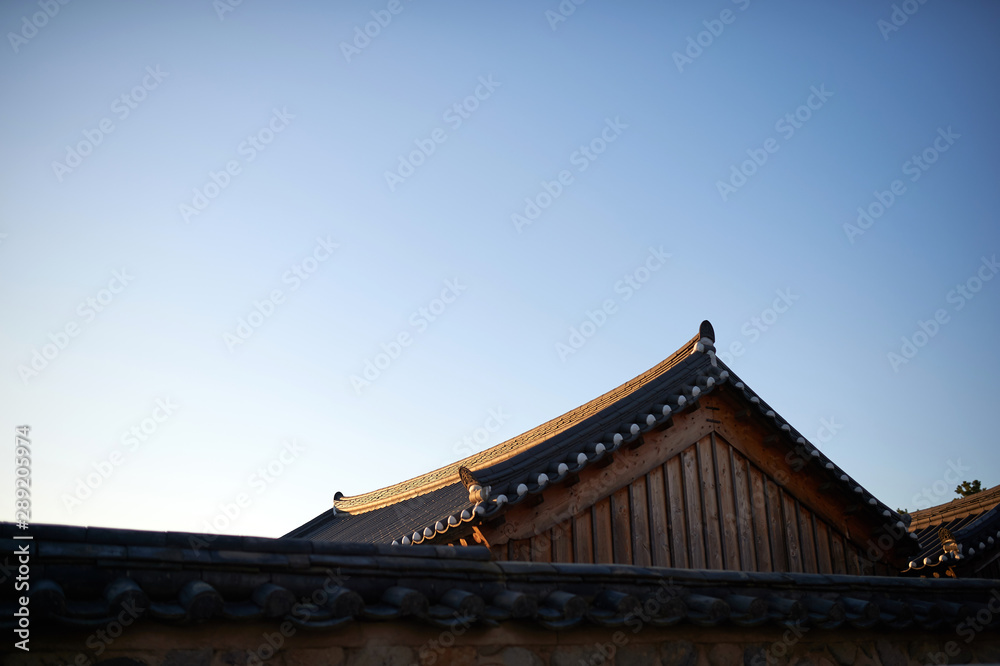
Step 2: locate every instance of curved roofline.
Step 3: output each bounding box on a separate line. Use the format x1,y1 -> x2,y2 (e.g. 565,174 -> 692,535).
909,483 -> 1000,530
332,322 -> 710,515
294,319 -> 911,553
395,356 -> 913,551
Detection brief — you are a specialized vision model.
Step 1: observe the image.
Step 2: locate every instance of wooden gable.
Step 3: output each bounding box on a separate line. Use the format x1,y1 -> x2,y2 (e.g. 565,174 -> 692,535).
289,321 -> 916,574
474,388 -> 903,576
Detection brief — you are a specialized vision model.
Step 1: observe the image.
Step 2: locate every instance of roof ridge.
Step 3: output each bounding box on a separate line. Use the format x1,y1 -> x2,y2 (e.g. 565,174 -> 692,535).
909,483 -> 1000,529
332,323 -> 709,515
290,321 -> 913,551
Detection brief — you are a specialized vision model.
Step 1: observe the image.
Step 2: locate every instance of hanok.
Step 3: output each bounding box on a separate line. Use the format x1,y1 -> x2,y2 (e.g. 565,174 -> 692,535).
288,321 -> 919,576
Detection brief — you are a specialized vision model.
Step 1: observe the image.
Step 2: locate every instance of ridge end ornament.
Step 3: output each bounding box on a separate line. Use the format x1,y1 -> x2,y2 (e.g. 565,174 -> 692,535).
459,466 -> 490,503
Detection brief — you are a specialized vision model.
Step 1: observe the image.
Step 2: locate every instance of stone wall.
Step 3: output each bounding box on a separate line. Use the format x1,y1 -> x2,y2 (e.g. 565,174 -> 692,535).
9,621 -> 1000,666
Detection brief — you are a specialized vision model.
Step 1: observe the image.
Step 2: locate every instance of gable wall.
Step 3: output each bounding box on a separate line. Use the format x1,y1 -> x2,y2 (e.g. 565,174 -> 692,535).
488,431 -> 892,575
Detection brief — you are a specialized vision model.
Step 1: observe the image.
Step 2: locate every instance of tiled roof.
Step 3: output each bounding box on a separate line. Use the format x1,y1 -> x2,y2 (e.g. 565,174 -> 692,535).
287,321 -> 913,550
3,522 -> 994,634
910,483 -> 1000,530
905,484 -> 1000,574
330,323 -> 706,514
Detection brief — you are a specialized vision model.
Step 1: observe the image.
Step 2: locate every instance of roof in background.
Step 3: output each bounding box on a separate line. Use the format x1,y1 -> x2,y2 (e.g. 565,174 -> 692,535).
287,321 -> 913,550
906,484 -> 1000,574
910,484 -> 1000,530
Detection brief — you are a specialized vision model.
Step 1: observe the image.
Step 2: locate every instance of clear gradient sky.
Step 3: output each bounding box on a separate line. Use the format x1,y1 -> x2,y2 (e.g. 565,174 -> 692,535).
1,0 -> 997,538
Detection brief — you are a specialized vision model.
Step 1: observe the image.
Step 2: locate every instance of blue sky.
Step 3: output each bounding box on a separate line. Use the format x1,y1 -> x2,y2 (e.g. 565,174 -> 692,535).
1,0 -> 997,538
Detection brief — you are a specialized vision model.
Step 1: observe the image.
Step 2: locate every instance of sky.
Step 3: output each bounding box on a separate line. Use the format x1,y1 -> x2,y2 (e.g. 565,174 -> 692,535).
1,0 -> 997,539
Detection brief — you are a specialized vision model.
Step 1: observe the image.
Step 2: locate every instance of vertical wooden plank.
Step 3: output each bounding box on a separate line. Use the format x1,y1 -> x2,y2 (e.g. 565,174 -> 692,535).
730,449 -> 756,571
797,502 -> 817,573
697,437 -> 723,569
714,436 -> 741,570
532,531 -> 552,563
552,518 -> 573,563
866,551 -> 880,575
611,487 -> 633,565
681,446 -> 706,568
646,466 -> 671,567
629,476 -> 652,567
846,542 -> 862,576
863,553 -> 879,576
510,538 -> 531,562
830,530 -> 847,575
749,466 -> 772,572
764,476 -> 788,572
666,457 -> 689,568
490,544 -> 506,561
783,492 -> 802,573
593,497 -> 614,564
857,544 -> 875,575
573,509 -> 594,564
814,518 -> 833,574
